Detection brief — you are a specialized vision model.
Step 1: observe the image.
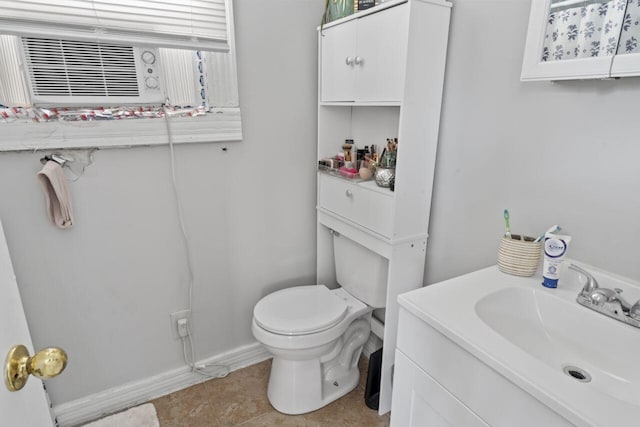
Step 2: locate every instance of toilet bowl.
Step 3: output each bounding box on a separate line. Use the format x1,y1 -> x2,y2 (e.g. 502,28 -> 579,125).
252,231 -> 388,414
252,285 -> 372,414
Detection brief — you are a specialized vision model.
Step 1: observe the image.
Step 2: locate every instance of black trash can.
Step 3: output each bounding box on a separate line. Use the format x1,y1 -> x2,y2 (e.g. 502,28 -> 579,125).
364,347 -> 383,410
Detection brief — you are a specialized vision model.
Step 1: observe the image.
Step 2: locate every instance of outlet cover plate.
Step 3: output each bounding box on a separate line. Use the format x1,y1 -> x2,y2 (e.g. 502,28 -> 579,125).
169,309 -> 191,340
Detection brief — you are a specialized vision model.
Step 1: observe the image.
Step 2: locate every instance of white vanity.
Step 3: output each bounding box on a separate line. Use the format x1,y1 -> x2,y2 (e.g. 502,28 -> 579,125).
391,263 -> 640,426
316,0 -> 451,414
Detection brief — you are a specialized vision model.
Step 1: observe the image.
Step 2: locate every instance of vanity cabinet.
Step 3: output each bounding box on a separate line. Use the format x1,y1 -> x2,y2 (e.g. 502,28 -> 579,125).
391,305 -> 572,427
392,352 -> 488,427
316,0 -> 451,415
320,3 -> 408,102
521,0 -> 640,81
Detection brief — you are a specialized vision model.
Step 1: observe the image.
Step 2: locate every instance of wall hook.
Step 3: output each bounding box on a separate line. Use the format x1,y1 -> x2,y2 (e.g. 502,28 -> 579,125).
40,154 -> 71,168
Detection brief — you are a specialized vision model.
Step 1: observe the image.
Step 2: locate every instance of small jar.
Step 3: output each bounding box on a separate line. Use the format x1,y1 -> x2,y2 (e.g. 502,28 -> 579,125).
374,167 -> 395,188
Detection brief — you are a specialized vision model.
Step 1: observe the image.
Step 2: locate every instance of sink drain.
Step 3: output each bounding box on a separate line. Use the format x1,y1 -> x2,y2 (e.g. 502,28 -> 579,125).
563,365 -> 591,383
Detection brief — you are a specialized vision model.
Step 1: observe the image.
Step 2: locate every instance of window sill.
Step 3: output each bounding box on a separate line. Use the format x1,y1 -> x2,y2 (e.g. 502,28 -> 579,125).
0,108 -> 242,151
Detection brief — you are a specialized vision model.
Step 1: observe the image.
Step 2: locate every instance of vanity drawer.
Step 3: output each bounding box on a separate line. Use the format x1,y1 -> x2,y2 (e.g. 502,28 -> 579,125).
318,173 -> 394,238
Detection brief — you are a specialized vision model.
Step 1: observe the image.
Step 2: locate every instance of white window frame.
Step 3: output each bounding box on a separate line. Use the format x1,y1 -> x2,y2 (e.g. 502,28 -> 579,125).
0,1 -> 242,152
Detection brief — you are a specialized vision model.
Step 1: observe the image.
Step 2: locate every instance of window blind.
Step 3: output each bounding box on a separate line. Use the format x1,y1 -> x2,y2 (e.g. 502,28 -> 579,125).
0,36 -> 30,106
0,0 -> 230,52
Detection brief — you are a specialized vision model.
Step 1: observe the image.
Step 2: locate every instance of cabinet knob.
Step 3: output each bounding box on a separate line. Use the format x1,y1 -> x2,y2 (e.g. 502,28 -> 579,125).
354,56 -> 363,66
345,56 -> 354,66
345,189 -> 353,197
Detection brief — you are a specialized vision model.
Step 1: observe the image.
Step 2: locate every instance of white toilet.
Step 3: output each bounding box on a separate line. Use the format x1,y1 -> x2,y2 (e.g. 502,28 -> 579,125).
251,232 -> 388,414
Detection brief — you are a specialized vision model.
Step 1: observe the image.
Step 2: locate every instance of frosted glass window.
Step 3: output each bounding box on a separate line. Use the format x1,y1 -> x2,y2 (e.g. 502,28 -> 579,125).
542,0 -> 628,62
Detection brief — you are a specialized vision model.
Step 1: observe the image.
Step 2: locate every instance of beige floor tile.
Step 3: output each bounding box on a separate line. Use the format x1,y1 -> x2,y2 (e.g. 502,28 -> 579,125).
152,383 -> 219,427
151,355 -> 388,427
238,411 -> 320,427
202,359 -> 274,426
305,384 -> 389,427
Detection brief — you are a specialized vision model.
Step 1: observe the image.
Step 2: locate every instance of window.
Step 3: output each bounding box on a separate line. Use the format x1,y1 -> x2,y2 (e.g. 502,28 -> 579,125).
0,0 -> 230,52
0,0 -> 241,151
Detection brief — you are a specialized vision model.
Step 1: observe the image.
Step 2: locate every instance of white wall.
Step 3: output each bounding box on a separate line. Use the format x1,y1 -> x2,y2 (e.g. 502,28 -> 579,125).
0,0 -> 323,405
426,0 -> 640,285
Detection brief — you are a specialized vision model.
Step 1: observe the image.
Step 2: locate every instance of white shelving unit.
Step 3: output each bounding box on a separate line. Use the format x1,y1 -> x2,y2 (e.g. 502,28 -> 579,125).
316,0 -> 452,414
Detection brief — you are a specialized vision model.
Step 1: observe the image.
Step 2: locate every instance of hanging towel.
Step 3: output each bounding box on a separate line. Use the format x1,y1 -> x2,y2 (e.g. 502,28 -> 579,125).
36,161 -> 74,229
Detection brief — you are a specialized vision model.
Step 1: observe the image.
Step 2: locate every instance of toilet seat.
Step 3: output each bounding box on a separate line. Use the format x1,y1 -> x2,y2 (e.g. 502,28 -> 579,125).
253,285 -> 347,335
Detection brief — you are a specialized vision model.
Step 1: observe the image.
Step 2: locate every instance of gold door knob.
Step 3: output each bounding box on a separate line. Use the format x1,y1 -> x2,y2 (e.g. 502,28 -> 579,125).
4,344 -> 68,392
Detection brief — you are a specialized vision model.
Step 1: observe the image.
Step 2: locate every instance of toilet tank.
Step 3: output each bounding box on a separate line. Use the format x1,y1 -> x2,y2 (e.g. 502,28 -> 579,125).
333,233 -> 388,308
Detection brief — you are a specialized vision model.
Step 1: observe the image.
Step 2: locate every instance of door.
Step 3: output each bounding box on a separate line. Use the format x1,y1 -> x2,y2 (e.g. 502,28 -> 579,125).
0,220 -> 55,426
320,19 -> 357,102
354,3 -> 408,102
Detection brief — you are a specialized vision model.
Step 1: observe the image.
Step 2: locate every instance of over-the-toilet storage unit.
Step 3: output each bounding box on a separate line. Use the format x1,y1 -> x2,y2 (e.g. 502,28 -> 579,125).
316,0 -> 451,415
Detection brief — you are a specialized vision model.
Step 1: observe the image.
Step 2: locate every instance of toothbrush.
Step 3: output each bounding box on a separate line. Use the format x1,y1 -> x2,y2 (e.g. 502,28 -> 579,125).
503,209 -> 511,238
534,225 -> 561,242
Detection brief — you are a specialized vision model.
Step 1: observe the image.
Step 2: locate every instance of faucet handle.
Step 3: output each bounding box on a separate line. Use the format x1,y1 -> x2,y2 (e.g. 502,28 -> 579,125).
569,264 -> 599,294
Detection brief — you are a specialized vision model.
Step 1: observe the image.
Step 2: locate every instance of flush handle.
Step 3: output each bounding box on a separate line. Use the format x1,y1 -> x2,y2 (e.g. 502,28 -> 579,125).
4,345 -> 68,392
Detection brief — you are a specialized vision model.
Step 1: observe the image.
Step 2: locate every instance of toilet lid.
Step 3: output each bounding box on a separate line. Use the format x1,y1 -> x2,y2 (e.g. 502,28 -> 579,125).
254,285 -> 348,335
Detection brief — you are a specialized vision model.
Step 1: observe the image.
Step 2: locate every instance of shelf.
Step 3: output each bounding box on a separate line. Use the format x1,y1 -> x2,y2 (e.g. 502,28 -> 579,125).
317,0 -> 451,416
318,169 -> 396,197
357,179 -> 395,196
317,0 -> 407,31
319,101 -> 402,107
317,166 -> 370,183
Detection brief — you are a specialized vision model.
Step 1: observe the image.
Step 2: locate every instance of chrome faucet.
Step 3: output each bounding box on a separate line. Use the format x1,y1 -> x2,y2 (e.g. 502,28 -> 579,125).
569,264 -> 599,296
570,264 -> 640,328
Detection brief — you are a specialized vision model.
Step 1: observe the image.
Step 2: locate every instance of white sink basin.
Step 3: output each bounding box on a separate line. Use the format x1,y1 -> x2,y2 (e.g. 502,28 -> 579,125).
397,262 -> 640,426
475,286 -> 640,406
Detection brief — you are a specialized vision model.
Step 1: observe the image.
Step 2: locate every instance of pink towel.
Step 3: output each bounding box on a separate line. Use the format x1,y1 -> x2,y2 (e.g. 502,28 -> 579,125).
36,161 -> 74,229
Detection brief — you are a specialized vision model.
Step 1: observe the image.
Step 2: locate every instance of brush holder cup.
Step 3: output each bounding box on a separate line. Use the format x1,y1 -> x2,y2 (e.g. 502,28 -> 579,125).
497,235 -> 542,277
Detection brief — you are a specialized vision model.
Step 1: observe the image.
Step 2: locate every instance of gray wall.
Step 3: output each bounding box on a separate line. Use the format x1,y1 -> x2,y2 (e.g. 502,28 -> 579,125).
426,0 -> 640,285
2,0 -> 640,407
0,0 -> 322,404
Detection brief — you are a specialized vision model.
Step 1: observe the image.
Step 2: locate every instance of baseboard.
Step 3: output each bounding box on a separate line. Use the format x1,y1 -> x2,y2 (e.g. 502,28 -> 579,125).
53,342 -> 270,427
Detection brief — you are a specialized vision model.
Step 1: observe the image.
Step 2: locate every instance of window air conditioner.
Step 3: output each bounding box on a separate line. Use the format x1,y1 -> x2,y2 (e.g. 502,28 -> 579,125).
20,37 -> 164,106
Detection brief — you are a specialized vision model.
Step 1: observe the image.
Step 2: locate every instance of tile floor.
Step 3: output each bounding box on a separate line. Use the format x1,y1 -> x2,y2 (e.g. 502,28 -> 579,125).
151,356 -> 390,426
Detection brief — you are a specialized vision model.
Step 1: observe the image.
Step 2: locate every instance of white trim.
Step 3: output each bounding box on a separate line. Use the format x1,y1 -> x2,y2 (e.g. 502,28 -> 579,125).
1,108 -> 242,151
53,342 -> 270,427
549,0 -> 591,10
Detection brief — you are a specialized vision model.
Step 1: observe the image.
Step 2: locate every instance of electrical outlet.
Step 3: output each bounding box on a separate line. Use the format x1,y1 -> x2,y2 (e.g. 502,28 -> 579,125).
177,318 -> 189,337
169,309 -> 191,340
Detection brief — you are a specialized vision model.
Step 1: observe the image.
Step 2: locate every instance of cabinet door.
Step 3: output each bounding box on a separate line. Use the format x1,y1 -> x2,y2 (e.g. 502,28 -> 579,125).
391,351 -> 489,427
355,4 -> 408,102
320,20 -> 357,102
521,0 -> 621,81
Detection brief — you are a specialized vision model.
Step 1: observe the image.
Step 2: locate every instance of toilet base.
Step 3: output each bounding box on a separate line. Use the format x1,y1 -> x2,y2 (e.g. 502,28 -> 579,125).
265,318 -> 370,415
267,353 -> 362,415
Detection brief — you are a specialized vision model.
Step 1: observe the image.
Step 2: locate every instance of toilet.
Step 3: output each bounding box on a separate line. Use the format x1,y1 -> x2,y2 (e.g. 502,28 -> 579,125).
251,232 -> 388,414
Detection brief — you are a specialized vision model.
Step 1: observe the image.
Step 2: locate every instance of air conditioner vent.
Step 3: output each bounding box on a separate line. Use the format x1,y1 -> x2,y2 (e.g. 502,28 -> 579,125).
21,37 -> 163,106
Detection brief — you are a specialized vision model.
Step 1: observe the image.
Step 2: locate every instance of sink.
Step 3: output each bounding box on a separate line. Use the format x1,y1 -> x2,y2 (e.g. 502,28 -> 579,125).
475,286 -> 640,406
396,262 -> 640,426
